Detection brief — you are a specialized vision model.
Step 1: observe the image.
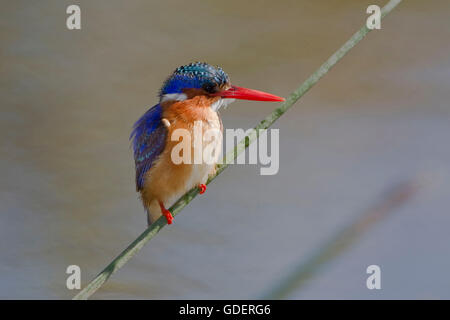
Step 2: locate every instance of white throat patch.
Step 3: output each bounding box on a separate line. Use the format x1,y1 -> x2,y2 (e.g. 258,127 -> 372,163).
211,98 -> 235,111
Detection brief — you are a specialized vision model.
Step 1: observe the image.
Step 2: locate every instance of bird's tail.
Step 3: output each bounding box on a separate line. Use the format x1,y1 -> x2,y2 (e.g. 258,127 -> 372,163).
146,209 -> 152,226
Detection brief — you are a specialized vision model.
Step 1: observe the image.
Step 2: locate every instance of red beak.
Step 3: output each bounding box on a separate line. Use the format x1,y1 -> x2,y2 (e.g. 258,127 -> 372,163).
212,85 -> 284,102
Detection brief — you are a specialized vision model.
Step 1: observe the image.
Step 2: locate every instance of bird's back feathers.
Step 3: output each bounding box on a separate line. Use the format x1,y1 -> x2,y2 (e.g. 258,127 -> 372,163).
130,104 -> 167,191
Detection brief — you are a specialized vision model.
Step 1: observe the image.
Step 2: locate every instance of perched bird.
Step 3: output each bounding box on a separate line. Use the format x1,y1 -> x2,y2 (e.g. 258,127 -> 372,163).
131,62 -> 284,225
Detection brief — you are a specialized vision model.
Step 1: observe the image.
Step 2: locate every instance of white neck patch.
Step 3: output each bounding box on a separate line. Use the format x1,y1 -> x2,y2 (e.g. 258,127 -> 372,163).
211,98 -> 235,112
161,93 -> 188,103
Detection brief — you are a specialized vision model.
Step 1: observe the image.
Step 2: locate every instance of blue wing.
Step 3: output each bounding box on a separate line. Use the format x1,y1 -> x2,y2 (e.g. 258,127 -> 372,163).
130,104 -> 167,191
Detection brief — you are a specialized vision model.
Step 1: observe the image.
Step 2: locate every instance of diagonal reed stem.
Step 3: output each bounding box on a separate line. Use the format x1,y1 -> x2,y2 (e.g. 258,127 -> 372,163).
73,0 -> 403,300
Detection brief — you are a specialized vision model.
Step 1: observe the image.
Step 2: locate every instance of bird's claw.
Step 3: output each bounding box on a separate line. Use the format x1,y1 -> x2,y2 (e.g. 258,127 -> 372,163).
159,201 -> 173,225
162,209 -> 173,224
198,184 -> 207,194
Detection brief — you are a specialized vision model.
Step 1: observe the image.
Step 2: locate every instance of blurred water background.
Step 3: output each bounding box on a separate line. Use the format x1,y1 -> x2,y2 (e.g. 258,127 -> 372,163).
1,0 -> 449,299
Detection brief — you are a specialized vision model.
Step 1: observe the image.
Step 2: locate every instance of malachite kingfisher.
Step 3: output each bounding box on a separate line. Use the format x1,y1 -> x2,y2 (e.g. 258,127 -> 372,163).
130,62 -> 284,226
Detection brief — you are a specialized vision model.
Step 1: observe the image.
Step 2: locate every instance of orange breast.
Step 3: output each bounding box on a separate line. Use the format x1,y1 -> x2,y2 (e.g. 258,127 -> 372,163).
140,96 -> 223,211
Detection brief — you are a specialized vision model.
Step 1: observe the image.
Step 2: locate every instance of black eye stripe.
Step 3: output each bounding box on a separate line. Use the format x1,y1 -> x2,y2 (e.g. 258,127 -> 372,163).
202,83 -> 217,93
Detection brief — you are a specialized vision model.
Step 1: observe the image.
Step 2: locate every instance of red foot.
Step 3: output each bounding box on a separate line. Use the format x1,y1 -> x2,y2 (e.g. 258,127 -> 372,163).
198,184 -> 207,194
158,201 -> 173,225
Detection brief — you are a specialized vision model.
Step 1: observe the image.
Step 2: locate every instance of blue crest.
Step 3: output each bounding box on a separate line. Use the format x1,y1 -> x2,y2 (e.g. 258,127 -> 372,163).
160,62 -> 230,96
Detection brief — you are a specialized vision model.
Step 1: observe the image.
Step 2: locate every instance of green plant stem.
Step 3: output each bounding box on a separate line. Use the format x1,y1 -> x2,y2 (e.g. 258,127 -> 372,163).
73,0 -> 403,300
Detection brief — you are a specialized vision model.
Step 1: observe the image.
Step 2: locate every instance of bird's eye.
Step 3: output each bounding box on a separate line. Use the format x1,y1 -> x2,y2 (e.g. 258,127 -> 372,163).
203,83 -> 217,94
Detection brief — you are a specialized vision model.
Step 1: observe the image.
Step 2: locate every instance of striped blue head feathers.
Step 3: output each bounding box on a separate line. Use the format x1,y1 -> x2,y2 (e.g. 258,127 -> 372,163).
160,62 -> 230,99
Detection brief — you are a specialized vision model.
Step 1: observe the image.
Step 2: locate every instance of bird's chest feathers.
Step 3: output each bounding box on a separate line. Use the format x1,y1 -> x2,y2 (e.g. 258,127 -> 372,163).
163,96 -> 223,153
160,97 -> 223,192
